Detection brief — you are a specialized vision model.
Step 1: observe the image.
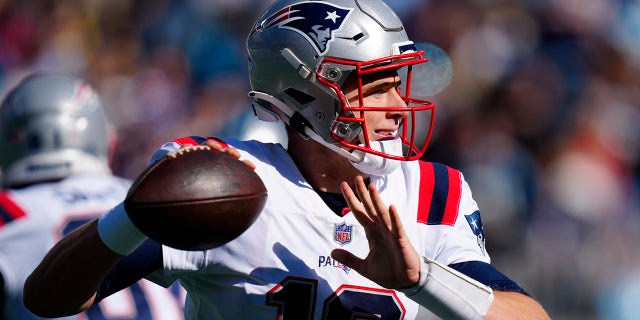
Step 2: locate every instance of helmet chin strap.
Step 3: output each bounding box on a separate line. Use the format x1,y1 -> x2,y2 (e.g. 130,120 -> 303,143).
350,139 -> 403,176
249,90 -> 402,175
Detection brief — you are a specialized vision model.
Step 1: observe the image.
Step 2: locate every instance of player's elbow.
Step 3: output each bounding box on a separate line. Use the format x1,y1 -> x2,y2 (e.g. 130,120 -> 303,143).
23,272 -> 89,318
23,272 -> 57,317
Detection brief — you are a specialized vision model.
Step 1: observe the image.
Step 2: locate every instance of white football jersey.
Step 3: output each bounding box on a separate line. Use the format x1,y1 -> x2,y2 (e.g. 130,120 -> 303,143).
0,173 -> 185,320
147,138 -> 490,320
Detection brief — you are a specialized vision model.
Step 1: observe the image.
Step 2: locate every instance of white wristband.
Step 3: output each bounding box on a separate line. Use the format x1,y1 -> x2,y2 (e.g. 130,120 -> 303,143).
97,202 -> 147,255
398,257 -> 494,320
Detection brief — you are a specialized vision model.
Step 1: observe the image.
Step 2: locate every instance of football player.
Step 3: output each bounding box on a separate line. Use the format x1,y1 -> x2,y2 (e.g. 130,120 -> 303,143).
24,1 -> 549,319
0,74 -> 184,319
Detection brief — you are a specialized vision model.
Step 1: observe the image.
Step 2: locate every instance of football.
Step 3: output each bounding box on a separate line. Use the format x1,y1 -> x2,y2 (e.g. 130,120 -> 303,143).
124,146 -> 267,250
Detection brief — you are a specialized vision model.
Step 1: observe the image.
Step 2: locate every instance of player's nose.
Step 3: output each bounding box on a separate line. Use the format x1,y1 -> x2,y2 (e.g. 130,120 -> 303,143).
388,89 -> 410,118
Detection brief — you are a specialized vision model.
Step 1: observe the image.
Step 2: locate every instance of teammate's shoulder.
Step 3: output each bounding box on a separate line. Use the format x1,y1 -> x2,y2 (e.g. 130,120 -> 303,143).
0,190 -> 28,228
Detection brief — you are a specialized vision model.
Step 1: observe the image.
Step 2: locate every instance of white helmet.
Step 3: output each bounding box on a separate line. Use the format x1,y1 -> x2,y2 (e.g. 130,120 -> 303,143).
247,0 -> 439,163
0,73 -> 112,188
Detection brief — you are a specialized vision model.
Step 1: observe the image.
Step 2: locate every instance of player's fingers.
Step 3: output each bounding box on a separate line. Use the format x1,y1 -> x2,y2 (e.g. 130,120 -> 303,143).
369,183 -> 392,230
388,204 -> 406,236
354,176 -> 379,221
331,248 -> 364,271
203,139 -> 224,151
241,159 -> 257,170
218,147 -> 254,169
341,181 -> 373,225
221,147 -> 241,159
201,138 -> 255,169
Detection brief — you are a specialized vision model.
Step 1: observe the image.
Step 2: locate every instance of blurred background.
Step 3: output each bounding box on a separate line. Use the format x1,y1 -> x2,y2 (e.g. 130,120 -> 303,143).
1,0 -> 639,319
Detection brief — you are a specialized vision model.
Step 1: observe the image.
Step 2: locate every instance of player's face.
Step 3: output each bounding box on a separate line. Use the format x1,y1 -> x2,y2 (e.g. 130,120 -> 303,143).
342,71 -> 409,143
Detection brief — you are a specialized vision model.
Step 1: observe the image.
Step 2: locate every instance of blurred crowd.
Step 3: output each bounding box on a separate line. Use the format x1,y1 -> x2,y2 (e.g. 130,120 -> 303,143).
1,0 -> 639,319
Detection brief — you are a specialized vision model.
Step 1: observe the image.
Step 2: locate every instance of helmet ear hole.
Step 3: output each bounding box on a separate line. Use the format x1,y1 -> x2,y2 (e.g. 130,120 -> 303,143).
284,88 -> 315,105
352,33 -> 365,41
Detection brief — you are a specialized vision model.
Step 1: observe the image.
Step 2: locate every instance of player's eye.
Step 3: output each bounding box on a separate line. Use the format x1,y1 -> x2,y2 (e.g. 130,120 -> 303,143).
370,89 -> 385,96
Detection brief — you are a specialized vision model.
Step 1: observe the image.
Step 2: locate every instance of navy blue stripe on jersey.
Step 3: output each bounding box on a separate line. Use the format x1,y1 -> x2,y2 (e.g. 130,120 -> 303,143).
427,163 -> 449,225
95,239 -> 163,302
449,261 -> 529,296
0,208 -> 12,227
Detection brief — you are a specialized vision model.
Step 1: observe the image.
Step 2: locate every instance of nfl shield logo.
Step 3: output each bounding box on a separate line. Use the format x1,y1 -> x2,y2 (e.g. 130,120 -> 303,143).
334,222 -> 353,245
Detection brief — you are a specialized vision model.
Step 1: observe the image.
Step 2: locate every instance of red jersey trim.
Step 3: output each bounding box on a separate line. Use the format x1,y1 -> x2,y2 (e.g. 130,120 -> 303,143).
0,191 -> 27,228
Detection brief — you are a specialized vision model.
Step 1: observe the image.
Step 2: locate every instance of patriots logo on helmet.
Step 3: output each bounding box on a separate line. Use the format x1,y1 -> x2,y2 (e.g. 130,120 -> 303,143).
255,1 -> 352,55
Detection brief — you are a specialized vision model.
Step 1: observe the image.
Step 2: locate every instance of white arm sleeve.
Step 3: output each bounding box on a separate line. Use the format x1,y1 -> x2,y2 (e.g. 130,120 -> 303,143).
399,256 -> 494,320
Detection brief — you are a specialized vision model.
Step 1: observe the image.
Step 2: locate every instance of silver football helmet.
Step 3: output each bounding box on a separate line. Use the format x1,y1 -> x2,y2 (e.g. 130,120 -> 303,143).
0,73 -> 111,188
247,0 -> 437,163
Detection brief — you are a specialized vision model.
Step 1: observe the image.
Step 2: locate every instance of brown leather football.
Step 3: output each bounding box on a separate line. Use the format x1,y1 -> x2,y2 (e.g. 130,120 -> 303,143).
124,147 -> 267,250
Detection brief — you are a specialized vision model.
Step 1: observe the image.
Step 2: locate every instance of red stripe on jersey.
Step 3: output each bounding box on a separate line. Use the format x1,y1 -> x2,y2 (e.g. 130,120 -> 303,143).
172,136 -> 229,149
0,191 -> 27,227
442,166 -> 462,226
417,161 -> 435,224
172,136 -> 201,146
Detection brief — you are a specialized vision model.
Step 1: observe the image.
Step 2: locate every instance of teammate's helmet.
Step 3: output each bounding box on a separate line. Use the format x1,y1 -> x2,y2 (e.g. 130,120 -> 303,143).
247,0 -> 436,162
0,73 -> 111,188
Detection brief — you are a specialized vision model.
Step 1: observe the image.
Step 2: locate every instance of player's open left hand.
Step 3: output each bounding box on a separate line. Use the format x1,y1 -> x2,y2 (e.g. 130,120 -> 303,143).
331,176 -> 421,289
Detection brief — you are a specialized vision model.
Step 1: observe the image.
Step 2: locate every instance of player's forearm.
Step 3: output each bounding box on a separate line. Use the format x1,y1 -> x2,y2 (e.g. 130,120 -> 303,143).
399,257 -> 550,319
23,219 -> 122,317
485,291 -> 550,320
